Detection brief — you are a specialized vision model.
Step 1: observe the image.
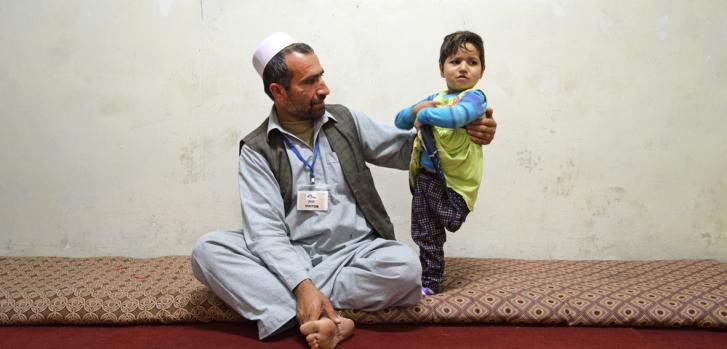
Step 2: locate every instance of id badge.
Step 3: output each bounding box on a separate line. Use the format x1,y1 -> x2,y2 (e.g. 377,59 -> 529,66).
296,184 -> 329,211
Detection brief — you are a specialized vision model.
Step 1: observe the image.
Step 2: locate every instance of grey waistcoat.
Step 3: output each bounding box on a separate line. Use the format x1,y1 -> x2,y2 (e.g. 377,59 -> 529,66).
240,104 -> 395,240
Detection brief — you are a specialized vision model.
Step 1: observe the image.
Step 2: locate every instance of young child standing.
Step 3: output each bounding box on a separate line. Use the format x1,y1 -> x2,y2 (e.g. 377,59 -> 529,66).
394,31 -> 488,295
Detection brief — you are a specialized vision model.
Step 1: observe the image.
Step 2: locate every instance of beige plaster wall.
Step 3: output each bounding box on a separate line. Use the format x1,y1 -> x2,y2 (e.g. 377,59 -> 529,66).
1,1 -> 725,259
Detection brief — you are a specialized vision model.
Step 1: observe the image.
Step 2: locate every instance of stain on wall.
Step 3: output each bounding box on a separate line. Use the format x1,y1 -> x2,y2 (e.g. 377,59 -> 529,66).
556,158 -> 577,197
179,140 -> 207,184
692,179 -> 727,253
517,149 -> 543,173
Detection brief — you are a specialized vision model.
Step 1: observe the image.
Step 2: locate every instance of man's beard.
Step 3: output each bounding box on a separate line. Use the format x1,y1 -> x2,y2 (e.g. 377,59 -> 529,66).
308,98 -> 326,118
289,98 -> 326,120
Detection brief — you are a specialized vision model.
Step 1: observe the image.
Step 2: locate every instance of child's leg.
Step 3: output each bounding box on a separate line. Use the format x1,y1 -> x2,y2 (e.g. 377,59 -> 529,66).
412,171 -> 446,293
439,188 -> 469,232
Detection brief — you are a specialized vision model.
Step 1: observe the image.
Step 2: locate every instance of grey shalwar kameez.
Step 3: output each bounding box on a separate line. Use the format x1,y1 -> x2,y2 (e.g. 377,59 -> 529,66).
191,106 -> 422,339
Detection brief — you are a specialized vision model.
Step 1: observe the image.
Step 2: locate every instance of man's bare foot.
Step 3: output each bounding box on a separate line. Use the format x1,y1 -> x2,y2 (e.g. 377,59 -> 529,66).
299,316 -> 354,349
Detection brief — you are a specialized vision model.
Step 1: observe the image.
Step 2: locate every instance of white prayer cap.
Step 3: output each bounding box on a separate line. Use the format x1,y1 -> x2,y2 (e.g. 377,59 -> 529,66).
252,32 -> 296,77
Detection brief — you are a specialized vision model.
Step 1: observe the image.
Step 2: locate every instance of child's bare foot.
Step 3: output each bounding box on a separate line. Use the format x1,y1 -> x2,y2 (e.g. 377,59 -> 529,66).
299,316 -> 354,349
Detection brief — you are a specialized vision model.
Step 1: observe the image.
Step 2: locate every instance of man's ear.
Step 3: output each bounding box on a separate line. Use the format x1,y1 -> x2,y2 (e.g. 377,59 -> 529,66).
269,83 -> 287,102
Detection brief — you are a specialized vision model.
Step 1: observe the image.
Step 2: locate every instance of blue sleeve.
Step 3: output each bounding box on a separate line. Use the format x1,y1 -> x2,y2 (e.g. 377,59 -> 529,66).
394,93 -> 439,130
416,90 -> 487,128
394,106 -> 415,130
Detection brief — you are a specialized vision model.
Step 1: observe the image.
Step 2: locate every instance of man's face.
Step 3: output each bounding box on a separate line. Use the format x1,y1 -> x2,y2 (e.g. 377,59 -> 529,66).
275,52 -> 330,122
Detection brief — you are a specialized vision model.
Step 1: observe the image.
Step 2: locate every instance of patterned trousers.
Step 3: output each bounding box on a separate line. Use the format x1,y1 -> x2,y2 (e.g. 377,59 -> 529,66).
411,170 -> 469,292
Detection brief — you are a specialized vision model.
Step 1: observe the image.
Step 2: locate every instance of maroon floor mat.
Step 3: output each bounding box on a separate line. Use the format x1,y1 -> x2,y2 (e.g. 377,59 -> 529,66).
1,322 -> 725,349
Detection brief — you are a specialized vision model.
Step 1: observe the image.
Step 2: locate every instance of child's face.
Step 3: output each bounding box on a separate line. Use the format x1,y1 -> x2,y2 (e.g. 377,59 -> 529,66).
440,43 -> 484,92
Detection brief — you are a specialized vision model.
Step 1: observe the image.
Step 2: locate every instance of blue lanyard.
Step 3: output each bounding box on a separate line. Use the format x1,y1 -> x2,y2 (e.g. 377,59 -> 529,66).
282,134 -> 320,185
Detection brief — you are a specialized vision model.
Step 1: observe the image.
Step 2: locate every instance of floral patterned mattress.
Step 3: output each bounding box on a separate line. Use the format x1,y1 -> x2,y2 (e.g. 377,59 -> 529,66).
1,256 -> 725,328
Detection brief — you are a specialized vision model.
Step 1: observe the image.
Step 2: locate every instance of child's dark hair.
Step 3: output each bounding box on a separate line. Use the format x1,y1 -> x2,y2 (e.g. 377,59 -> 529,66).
439,31 -> 485,69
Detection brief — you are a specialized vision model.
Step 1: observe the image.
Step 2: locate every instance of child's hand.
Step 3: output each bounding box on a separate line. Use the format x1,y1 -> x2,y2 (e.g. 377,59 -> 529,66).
412,100 -> 438,121
414,119 -> 423,130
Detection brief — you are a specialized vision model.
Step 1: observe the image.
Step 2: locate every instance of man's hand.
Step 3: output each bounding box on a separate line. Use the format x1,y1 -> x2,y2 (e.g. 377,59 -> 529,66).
466,107 -> 497,145
293,279 -> 340,325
